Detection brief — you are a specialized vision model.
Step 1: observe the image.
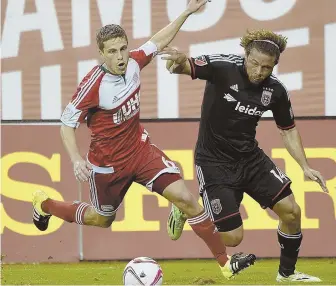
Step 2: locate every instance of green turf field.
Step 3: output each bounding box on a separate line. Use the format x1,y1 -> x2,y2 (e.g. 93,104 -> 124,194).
1,258 -> 335,285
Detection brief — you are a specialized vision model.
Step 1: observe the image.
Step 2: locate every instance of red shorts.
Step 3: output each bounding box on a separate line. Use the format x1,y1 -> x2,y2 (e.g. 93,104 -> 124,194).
87,143 -> 181,216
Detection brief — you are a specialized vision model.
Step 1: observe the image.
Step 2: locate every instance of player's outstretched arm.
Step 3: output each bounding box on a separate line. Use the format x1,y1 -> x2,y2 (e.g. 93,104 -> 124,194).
279,127 -> 329,193
150,0 -> 209,51
273,88 -> 329,193
60,124 -> 92,182
159,47 -> 191,76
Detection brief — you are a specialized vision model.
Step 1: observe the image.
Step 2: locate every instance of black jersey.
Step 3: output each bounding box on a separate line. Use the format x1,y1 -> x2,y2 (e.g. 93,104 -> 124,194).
189,54 -> 295,165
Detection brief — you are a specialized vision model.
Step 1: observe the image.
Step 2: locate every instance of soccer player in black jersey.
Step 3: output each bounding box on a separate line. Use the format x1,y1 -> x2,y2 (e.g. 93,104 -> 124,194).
161,29 -> 329,282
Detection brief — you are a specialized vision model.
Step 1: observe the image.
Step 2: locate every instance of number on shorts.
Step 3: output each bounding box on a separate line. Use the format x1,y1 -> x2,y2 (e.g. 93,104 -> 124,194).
270,167 -> 288,183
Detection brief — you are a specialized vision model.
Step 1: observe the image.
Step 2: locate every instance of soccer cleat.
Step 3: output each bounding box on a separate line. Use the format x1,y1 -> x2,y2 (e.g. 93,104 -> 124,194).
167,204 -> 187,240
32,190 -> 52,231
220,252 -> 257,280
276,271 -> 322,282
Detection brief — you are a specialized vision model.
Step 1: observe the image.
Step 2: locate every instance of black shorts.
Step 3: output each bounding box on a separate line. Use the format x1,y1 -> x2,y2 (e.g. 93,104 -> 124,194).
195,149 -> 292,232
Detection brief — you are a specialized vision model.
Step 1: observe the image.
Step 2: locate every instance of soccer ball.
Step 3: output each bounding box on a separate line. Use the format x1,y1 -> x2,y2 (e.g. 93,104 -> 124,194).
123,257 -> 163,285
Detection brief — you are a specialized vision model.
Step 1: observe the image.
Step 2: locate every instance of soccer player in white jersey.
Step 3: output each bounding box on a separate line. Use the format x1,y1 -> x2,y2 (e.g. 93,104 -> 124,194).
31,0 -> 256,280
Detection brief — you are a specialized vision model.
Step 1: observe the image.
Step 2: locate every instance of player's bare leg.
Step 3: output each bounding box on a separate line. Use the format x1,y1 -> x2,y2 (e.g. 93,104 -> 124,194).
32,190 -> 115,231
273,194 -> 321,282
163,180 -> 256,279
218,227 -> 244,247
81,207 -> 115,227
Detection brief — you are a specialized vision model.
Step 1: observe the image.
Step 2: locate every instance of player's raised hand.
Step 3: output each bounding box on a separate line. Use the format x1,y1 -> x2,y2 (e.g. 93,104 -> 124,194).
159,47 -> 188,73
186,0 -> 210,14
303,168 -> 328,193
73,158 -> 92,182
159,47 -> 187,63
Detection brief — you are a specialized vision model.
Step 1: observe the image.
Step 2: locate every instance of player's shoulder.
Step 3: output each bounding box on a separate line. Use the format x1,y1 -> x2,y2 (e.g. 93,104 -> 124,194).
128,56 -> 138,65
126,57 -> 141,73
129,41 -> 158,56
128,53 -> 143,68
79,65 -> 105,86
267,74 -> 290,99
87,65 -> 103,76
206,53 -> 243,66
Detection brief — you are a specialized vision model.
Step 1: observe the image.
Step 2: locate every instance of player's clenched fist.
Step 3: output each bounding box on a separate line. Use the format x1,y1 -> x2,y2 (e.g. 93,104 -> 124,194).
73,159 -> 92,182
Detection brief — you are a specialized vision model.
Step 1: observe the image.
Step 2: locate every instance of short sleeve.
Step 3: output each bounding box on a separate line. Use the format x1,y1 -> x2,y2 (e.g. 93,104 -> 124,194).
60,66 -> 103,128
129,41 -> 158,70
189,54 -> 241,83
189,55 -> 213,81
271,86 -> 296,130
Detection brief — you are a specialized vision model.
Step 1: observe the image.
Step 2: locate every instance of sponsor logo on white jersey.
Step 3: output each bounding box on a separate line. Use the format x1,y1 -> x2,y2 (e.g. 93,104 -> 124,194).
113,92 -> 140,124
235,102 -> 265,117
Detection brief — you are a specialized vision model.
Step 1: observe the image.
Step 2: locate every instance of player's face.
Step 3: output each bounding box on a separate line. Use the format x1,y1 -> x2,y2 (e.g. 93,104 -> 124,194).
100,37 -> 129,75
245,48 -> 276,85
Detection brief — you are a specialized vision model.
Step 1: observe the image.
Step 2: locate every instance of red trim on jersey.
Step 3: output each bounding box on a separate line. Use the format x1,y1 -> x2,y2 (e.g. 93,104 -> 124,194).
277,122 -> 296,130
130,50 -> 152,70
72,66 -> 104,108
188,58 -> 196,79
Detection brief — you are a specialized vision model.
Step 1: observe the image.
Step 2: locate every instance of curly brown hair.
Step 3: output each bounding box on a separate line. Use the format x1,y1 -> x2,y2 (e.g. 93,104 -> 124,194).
96,24 -> 128,51
240,29 -> 288,64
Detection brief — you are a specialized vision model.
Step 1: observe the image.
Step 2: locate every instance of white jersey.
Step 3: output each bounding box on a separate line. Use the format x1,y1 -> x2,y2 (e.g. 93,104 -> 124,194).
60,41 -> 158,168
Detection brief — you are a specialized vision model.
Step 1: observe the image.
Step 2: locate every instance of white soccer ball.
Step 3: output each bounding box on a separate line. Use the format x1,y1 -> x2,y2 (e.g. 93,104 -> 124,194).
123,257 -> 163,285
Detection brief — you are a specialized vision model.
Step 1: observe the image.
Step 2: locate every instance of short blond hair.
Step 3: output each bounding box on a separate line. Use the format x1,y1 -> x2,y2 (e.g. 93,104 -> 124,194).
240,29 -> 288,63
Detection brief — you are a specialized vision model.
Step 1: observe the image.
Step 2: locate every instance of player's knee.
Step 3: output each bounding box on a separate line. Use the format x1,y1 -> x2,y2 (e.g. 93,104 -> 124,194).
220,231 -> 243,247
274,193 -> 301,225
223,236 -> 243,247
175,191 -> 202,216
286,203 -> 301,223
163,180 -> 203,216
215,215 -> 244,247
176,189 -> 194,207
85,208 -> 115,227
96,214 -> 115,228
280,202 -> 301,225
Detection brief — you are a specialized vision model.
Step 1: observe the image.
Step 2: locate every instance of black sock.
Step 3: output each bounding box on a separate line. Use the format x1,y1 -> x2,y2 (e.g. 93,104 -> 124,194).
277,228 -> 302,277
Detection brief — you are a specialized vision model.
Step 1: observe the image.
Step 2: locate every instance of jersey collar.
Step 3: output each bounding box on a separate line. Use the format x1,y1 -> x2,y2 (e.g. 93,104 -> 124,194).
99,64 -> 126,82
